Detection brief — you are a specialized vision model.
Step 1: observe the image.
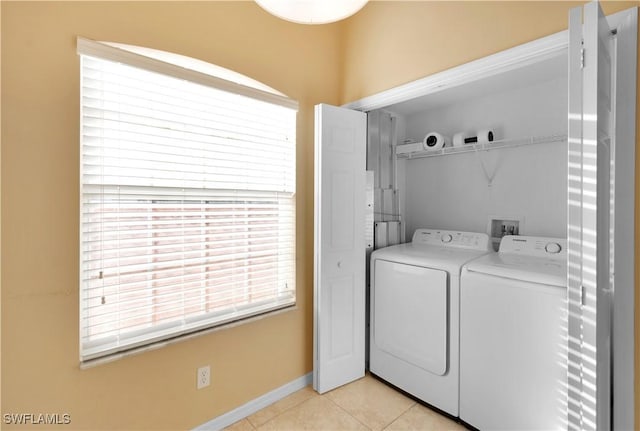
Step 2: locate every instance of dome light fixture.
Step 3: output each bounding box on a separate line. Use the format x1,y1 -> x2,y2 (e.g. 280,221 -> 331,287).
255,0 -> 369,25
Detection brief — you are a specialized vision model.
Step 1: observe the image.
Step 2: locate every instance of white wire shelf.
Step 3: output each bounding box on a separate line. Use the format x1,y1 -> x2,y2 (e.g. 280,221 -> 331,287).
396,133 -> 567,160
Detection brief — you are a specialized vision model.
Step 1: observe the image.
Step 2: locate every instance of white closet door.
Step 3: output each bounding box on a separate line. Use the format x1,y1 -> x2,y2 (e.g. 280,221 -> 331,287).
567,2 -> 613,430
313,104 -> 367,394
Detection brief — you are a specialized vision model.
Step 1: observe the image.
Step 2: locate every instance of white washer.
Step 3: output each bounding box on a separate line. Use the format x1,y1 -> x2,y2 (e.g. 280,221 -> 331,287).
460,235 -> 567,431
370,228 -> 492,416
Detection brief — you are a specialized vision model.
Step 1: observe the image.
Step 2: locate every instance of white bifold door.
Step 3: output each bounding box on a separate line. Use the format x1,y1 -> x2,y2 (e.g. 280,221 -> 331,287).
313,104 -> 367,393
567,2 -> 614,430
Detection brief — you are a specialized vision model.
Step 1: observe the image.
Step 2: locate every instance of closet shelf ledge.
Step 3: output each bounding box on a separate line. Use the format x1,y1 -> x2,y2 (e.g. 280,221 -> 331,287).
396,133 -> 567,160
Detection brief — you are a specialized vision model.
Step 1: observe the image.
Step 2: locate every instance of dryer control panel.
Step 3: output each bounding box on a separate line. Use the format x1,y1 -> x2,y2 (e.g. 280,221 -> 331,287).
498,235 -> 567,259
412,229 -> 491,251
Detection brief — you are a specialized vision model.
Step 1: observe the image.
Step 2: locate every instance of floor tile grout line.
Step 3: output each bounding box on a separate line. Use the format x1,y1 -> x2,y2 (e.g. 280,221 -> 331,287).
245,417 -> 257,429
373,399 -> 418,431
249,390 -> 318,430
323,376 -> 421,431
381,402 -> 417,431
323,392 -> 375,431
246,412 -> 260,429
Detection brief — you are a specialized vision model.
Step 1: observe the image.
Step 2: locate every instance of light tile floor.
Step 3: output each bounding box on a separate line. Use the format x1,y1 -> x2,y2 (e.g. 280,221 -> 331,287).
224,374 -> 468,431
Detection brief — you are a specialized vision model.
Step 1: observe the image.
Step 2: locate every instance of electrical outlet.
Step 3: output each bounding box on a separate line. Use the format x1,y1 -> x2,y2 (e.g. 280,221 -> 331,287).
197,365 -> 210,389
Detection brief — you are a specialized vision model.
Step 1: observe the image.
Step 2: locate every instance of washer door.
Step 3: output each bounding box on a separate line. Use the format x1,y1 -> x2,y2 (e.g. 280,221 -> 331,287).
373,259 -> 448,375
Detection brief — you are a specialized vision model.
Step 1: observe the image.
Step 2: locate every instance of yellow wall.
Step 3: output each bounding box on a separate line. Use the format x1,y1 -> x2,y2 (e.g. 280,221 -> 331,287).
1,2 -> 341,429
2,1 -> 639,430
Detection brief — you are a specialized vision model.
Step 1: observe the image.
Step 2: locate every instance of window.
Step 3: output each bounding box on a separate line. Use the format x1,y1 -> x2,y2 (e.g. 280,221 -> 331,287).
78,38 -> 297,363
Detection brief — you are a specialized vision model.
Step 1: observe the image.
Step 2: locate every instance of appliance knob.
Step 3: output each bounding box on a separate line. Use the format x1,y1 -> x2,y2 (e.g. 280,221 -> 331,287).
441,234 -> 453,243
545,242 -> 562,254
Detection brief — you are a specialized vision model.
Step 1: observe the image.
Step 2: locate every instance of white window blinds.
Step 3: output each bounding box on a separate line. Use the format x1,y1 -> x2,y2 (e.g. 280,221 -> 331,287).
78,39 -> 297,363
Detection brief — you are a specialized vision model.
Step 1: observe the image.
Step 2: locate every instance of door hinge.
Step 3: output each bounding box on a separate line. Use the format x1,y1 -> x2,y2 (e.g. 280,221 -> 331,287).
580,48 -> 585,69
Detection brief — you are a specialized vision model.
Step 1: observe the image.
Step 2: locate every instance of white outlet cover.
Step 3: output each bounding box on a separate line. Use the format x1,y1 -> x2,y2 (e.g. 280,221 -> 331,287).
197,365 -> 210,389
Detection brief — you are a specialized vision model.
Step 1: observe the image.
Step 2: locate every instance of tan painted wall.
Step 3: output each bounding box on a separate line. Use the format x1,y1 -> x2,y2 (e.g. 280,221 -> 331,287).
338,0 -> 639,424
1,1 -> 341,429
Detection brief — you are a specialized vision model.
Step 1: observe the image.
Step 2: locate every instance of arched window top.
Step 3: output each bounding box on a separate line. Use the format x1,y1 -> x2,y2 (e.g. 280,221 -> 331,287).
77,37 -> 297,110
104,41 -> 284,97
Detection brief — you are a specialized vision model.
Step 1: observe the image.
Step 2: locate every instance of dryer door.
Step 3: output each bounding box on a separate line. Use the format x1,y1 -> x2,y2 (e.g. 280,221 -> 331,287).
373,259 -> 448,375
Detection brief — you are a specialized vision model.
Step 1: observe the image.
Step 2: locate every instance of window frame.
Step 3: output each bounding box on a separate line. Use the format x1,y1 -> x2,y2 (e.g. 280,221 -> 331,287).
77,38 -> 298,366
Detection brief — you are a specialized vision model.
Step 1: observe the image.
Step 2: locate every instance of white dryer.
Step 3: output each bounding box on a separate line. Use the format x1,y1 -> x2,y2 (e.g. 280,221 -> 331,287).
369,228 -> 492,416
459,235 -> 567,431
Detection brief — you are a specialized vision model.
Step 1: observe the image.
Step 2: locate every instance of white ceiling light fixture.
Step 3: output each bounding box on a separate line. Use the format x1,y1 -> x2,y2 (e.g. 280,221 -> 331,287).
255,0 -> 369,25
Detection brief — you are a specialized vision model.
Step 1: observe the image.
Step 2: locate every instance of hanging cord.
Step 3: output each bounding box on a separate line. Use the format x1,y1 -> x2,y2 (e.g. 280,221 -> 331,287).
473,145 -> 498,187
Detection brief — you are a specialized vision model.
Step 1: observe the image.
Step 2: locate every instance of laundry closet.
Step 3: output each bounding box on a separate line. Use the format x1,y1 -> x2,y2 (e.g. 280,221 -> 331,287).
367,52 -> 567,250
313,3 -> 636,431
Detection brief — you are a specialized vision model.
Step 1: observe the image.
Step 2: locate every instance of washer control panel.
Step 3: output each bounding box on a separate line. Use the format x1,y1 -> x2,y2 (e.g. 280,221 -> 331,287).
412,229 -> 491,251
499,235 -> 567,259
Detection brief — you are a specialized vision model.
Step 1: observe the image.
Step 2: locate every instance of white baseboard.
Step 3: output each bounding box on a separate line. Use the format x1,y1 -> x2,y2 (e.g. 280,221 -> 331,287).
193,372 -> 313,431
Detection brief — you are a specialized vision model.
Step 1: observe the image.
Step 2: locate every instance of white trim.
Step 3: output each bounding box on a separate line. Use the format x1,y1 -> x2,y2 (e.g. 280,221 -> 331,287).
342,31 -> 567,112
76,37 -> 298,111
342,7 -> 633,113
193,372 -> 313,431
611,6 -> 637,431
607,6 -> 639,31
